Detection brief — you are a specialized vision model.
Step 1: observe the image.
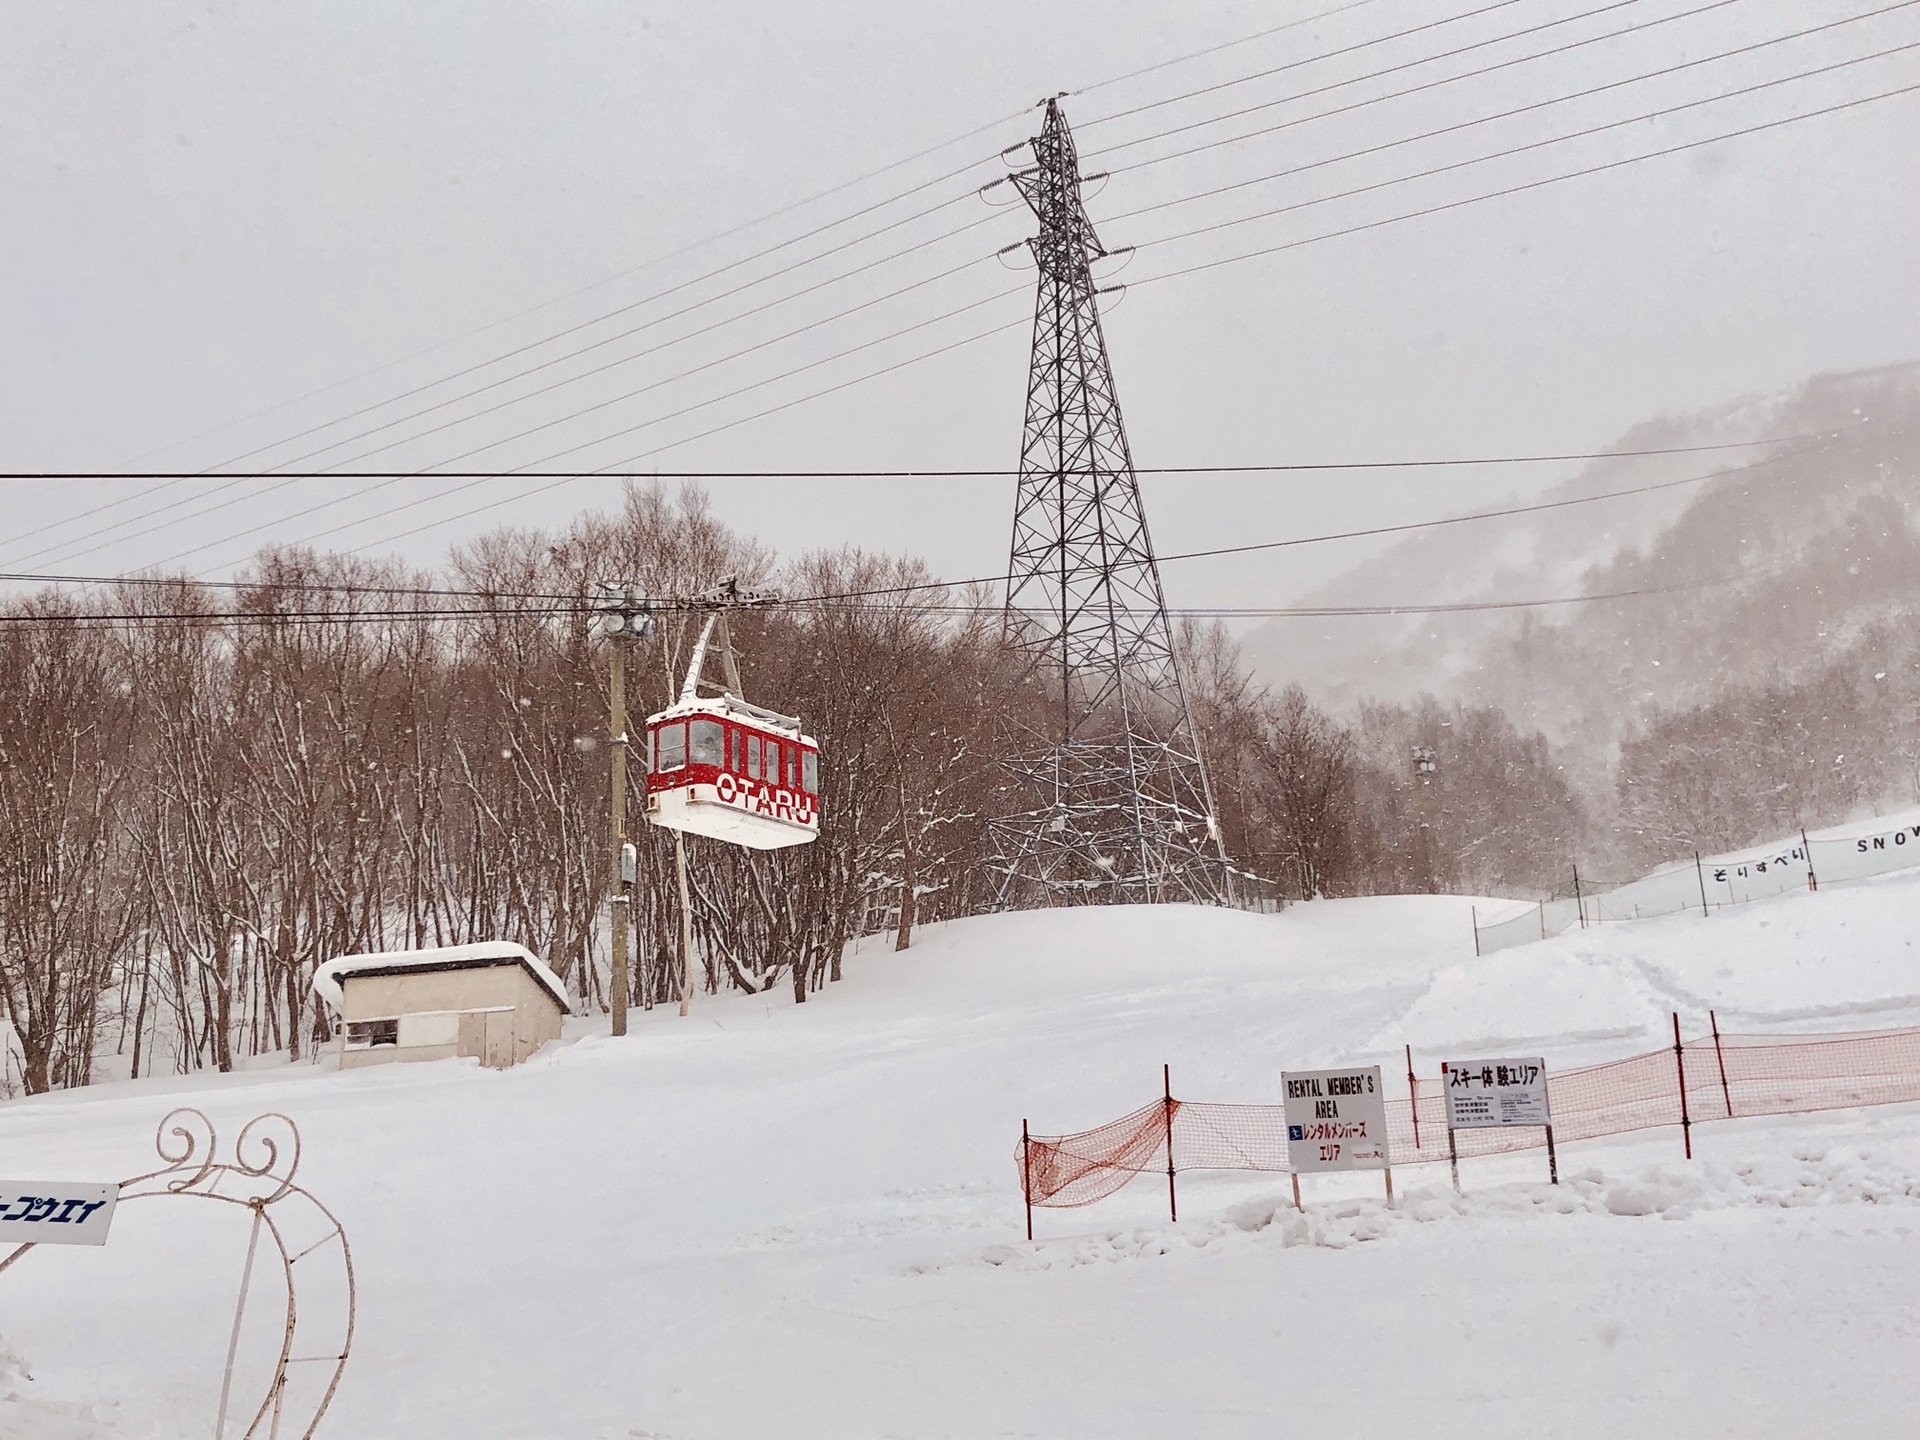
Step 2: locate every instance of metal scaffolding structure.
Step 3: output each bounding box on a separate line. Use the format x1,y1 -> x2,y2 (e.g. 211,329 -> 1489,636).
989,97 -> 1234,908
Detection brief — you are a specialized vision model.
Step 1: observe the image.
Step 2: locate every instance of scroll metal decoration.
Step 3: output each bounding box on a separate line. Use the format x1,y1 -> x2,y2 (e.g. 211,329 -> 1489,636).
2,1107 -> 356,1439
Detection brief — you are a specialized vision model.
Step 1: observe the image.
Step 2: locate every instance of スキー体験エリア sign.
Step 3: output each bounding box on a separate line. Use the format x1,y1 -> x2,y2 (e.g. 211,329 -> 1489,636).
1442,1058 -> 1550,1129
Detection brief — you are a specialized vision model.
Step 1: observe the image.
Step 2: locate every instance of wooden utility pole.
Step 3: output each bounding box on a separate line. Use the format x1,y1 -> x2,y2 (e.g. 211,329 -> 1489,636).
609,636 -> 630,1036
594,585 -> 651,1036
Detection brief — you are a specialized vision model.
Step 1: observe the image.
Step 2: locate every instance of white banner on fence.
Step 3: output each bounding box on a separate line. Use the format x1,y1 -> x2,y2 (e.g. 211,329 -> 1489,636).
1836,819 -> 1920,869
1283,1066 -> 1389,1171
0,1182 -> 118,1246
1477,808 -> 1920,954
1442,1058 -> 1550,1128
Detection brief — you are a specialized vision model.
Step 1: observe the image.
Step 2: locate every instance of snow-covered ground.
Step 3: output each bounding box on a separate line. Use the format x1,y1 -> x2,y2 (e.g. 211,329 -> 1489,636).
6,872 -> 1920,1437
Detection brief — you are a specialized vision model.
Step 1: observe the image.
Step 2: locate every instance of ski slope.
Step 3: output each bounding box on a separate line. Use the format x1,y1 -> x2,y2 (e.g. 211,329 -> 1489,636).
6,873 -> 1920,1438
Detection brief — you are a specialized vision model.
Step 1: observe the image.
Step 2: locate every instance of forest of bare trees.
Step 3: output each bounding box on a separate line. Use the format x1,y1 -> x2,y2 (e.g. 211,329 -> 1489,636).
15,476 -> 1879,1099
0,486 -> 1028,1095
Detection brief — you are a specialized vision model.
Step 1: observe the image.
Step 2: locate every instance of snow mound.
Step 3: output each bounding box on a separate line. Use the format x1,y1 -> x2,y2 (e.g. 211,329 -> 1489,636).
981,1146 -> 1920,1270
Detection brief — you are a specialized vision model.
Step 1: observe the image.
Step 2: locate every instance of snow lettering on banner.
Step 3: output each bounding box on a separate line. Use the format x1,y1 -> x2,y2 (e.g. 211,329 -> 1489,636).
1849,821 -> 1920,856
1709,844 -> 1810,888
1442,1058 -> 1550,1129
1282,1066 -> 1388,1172
0,1182 -> 118,1246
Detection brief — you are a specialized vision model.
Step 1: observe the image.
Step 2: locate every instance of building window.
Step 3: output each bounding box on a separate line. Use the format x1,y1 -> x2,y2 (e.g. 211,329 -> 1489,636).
346,1018 -> 399,1048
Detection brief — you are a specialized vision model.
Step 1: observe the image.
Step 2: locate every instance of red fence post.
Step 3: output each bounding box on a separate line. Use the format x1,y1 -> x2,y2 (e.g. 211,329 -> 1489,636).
1672,1012 -> 1692,1159
1163,1064 -> 1178,1224
1711,1009 -> 1733,1119
1022,1118 -> 1034,1241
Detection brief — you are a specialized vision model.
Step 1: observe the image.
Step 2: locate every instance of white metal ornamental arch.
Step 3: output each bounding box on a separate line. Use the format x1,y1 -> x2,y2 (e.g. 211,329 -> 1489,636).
1,1107 -> 356,1439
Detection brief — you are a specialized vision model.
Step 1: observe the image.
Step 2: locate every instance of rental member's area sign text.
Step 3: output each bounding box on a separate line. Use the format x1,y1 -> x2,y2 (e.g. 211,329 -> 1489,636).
1282,1066 -> 1388,1172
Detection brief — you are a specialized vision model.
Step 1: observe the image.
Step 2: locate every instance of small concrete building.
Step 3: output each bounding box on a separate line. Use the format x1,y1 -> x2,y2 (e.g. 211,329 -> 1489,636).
312,942 -> 570,1070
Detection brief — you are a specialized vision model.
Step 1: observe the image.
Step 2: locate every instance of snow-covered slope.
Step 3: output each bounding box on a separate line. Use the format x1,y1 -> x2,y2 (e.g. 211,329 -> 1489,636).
6,879 -> 1920,1437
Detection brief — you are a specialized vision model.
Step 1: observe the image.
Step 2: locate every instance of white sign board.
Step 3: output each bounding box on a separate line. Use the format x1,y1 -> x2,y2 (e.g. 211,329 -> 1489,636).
1442,1058 -> 1551,1129
1282,1066 -> 1389,1172
0,1182 -> 119,1246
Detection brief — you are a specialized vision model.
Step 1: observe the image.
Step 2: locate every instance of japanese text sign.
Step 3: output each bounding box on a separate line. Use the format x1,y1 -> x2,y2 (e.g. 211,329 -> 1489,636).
1442,1058 -> 1551,1129
1282,1066 -> 1389,1172
0,1182 -> 119,1246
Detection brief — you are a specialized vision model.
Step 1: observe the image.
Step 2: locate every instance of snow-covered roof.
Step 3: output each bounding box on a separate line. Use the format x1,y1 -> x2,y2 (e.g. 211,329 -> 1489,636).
312,941 -> 571,1016
648,692 -> 813,743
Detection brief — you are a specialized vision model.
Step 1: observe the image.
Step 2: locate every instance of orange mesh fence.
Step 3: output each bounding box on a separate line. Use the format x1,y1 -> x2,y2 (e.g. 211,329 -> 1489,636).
1019,1023 -> 1920,1208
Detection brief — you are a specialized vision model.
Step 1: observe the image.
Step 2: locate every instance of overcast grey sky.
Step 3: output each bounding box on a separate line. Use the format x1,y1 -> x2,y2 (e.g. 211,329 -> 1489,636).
4,0 -> 1916,613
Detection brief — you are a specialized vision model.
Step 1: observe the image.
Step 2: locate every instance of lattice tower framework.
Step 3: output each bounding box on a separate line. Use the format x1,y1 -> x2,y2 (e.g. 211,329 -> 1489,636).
988,98 -> 1234,908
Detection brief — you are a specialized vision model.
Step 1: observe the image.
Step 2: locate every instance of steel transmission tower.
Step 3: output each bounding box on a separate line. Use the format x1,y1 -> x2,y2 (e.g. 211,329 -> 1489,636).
988,98 -> 1234,907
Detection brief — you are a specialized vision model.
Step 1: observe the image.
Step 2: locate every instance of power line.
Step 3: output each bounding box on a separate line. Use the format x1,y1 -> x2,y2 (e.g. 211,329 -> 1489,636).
101,249 -> 1009,567
1085,0 -> 1722,164
24,136 -> 1026,570
1,435 -> 1814,482
1081,0 -> 1534,129
139,113 -> 1032,473
1156,448 -> 1801,563
254,207 -> 1004,476
0,432 -> 1817,608
20,8 -> 1855,570
131,2 -> 1394,475
1099,0 -> 1909,182
30,282 -> 1026,571
24,4 -> 1609,556
236,70 -> 1889,572
310,72 -> 1909,563
0,568 -> 1760,630
111,0 -> 1406,479
301,251 -> 999,476
1127,37 -> 1920,244
224,83 -> 1902,572
32,62 -> 1904,572
220,0 -> 1837,487
150,287 -> 1031,573
253,0 -> 1740,482
1136,74 -> 1920,285
1070,0 -> 1386,98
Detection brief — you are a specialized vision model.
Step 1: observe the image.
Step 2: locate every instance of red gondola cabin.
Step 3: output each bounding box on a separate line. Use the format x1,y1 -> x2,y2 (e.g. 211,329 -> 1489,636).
644,696 -> 820,850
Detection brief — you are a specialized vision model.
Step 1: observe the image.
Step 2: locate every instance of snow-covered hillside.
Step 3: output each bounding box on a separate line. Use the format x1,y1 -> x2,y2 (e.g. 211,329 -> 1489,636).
6,877 -> 1920,1437
1240,361 -> 1920,749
